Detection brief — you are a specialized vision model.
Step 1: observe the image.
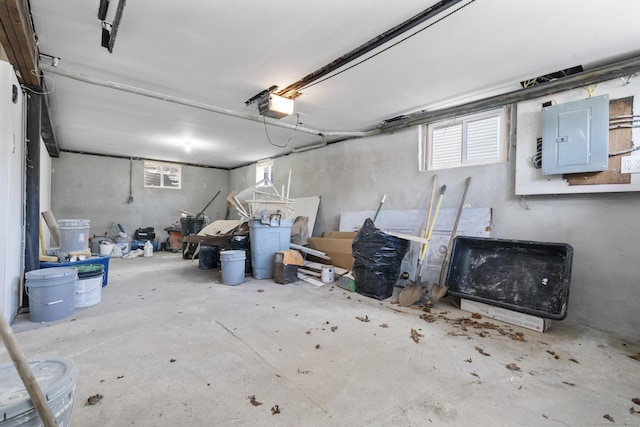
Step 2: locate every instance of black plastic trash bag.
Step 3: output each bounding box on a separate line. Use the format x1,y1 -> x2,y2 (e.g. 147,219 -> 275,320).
352,218 -> 410,300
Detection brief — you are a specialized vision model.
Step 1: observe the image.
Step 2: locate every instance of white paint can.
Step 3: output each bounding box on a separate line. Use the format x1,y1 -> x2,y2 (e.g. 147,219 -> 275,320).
321,265 -> 335,283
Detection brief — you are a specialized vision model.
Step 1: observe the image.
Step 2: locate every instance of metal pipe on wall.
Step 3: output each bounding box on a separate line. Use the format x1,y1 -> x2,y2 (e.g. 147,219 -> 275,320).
38,63 -> 378,140
379,55 -> 640,132
40,54 -> 640,160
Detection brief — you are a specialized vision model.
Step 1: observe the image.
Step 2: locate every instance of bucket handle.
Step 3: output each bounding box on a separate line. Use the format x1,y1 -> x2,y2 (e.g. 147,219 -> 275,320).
26,287 -> 76,306
269,213 -> 281,227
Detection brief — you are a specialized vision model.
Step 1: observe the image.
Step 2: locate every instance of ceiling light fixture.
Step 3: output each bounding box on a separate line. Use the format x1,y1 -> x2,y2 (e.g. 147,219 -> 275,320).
257,93 -> 294,119
184,142 -> 192,153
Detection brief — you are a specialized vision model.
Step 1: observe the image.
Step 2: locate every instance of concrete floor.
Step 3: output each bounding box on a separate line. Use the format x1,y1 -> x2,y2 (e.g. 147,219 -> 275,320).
3,252 -> 640,426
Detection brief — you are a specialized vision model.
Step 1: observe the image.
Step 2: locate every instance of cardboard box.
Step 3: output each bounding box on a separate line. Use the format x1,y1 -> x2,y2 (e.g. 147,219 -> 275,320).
307,231 -> 357,270
322,231 -> 359,239
460,299 -> 551,333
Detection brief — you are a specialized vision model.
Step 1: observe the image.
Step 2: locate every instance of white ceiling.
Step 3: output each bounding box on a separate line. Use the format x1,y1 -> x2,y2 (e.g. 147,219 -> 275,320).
29,0 -> 640,169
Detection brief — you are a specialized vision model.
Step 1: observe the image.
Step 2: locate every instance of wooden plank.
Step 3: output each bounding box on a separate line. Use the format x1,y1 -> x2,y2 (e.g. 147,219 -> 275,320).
298,268 -> 321,277
0,0 -> 39,86
568,96 -> 632,186
339,207 -> 492,237
7,0 -> 38,86
0,19 -> 19,68
289,243 -> 330,260
384,230 -> 431,245
297,273 -> 326,287
0,2 -> 25,79
0,36 -> 9,61
302,261 -> 348,276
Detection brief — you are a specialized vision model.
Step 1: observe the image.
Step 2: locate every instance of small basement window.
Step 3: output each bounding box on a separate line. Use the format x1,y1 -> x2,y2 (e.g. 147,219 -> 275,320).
424,108 -> 507,170
143,161 -> 182,189
256,158 -> 274,184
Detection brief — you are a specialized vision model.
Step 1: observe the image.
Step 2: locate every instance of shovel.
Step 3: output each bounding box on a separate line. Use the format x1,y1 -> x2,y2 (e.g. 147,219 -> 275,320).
398,183 -> 446,307
431,176 -> 471,303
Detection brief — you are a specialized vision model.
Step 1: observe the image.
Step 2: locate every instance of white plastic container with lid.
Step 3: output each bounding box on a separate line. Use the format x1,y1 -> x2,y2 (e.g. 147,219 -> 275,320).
57,219 -> 91,253
0,357 -> 78,427
25,268 -> 77,323
143,240 -> 153,257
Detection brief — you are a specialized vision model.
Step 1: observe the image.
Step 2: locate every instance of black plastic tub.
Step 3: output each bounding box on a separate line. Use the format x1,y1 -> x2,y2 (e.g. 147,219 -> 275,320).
445,236 -> 573,320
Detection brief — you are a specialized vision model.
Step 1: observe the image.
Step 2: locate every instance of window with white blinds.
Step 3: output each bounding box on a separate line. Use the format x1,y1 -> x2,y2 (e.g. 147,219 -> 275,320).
143,161 -> 182,189
426,108 -> 506,170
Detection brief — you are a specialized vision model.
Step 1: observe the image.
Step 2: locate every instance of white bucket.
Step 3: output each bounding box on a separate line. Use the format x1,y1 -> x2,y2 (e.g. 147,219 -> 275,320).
321,265 -> 335,283
114,237 -> 131,255
0,358 -> 78,427
99,242 -> 114,256
57,219 -> 90,253
75,272 -> 103,308
220,250 -> 246,286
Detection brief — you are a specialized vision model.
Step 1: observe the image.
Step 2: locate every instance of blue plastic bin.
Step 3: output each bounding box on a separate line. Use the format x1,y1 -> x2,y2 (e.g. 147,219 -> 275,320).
249,219 -> 292,279
40,255 -> 111,287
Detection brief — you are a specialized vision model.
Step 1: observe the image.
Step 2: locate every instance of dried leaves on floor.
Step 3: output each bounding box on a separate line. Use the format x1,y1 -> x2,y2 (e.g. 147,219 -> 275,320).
411,306 -> 530,343
86,394 -> 103,405
505,363 -> 521,371
356,315 -> 370,322
410,328 -> 423,344
248,395 -> 262,406
562,381 -> 575,386
546,350 -> 560,359
331,326 -> 338,332
632,397 -> 640,405
603,414 -> 614,422
475,346 -> 490,356
379,323 -> 389,328
271,405 -> 281,415
420,313 -> 436,323
630,353 -> 640,361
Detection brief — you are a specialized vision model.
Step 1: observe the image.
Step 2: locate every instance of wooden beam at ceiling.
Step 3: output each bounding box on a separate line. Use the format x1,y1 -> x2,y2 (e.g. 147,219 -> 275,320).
7,0 -> 37,83
0,12 -> 20,71
0,0 -> 39,87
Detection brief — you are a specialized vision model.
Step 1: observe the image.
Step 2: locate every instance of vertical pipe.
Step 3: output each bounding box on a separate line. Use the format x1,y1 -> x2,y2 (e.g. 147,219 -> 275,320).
24,93 -> 41,302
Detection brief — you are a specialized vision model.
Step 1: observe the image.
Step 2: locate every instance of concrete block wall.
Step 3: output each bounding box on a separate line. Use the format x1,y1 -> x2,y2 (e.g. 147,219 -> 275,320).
230,128 -> 640,341
51,152 -> 229,245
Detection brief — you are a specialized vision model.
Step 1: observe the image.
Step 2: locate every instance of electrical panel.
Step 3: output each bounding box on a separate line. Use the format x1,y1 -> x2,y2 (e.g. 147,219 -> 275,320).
541,95 -> 609,175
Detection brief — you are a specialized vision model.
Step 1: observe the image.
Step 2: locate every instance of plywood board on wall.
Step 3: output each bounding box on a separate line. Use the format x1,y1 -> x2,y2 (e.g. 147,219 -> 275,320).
568,96 -> 632,186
